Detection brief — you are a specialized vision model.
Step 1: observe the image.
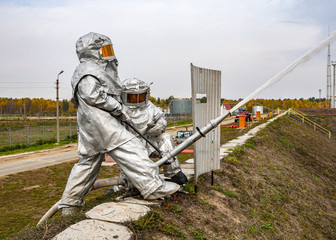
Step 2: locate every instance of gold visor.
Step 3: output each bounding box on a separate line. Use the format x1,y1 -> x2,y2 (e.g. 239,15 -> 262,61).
127,93 -> 147,104
101,44 -> 114,57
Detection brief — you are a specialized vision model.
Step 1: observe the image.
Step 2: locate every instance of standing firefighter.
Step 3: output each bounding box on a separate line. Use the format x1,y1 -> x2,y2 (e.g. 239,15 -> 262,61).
59,32 -> 180,215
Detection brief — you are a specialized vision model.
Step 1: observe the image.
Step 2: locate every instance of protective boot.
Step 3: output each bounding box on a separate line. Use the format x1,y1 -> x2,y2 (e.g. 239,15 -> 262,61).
106,185 -> 125,195
169,171 -> 188,185
146,181 -> 180,200
62,206 -> 80,216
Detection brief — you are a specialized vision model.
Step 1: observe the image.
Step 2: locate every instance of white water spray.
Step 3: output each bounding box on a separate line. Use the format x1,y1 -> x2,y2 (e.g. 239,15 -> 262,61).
230,31 -> 336,113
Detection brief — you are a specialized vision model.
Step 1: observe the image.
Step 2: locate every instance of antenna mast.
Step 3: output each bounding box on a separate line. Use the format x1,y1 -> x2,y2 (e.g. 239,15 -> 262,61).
327,26 -> 332,108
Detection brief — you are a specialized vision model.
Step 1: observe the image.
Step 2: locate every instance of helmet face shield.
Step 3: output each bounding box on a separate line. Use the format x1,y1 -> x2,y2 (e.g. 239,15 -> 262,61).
101,44 -> 115,58
123,91 -> 149,107
121,77 -> 150,107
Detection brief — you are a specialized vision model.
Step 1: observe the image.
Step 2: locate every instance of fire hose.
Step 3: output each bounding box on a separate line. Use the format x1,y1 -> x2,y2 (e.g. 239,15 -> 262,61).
37,32 -> 336,227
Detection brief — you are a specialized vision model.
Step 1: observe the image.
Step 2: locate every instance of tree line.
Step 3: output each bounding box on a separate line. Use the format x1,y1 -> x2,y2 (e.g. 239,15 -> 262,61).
0,96 -> 328,116
222,97 -> 327,112
0,98 -> 77,116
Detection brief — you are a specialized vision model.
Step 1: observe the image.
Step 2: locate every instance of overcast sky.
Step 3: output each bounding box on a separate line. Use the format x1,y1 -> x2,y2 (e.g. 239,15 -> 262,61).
0,0 -> 335,101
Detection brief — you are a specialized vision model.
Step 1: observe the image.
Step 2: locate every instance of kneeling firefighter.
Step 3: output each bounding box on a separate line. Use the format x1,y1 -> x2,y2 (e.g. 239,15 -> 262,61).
108,78 -> 187,194
59,32 -> 180,215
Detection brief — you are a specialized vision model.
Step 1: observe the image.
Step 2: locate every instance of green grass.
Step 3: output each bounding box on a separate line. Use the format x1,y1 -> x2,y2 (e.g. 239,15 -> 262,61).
211,185 -> 239,198
167,120 -> 192,128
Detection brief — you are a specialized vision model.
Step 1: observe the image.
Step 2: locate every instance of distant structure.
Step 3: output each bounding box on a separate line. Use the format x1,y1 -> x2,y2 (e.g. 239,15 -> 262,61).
220,103 -> 231,115
223,103 -> 231,110
170,99 -> 192,114
252,106 -> 264,115
327,40 -> 332,108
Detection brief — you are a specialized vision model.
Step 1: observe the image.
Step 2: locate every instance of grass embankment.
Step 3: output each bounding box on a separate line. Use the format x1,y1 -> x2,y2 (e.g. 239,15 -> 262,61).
130,114 -> 336,239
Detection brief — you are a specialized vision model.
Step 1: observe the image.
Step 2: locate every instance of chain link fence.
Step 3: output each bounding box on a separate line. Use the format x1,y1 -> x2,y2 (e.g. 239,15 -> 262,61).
0,114 -> 191,148
0,123 -> 77,148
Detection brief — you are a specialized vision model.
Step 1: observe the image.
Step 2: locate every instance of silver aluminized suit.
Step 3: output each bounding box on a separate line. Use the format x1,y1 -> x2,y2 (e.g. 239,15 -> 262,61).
59,33 -> 178,209
121,80 -> 181,177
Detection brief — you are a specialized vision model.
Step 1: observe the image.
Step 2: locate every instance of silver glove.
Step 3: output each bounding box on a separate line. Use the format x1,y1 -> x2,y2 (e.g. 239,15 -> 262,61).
119,106 -> 132,123
147,123 -> 165,137
111,105 -> 131,123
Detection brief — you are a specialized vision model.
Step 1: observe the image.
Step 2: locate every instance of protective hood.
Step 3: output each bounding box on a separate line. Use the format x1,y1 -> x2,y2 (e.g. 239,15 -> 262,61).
71,32 -> 122,106
75,32 -> 118,64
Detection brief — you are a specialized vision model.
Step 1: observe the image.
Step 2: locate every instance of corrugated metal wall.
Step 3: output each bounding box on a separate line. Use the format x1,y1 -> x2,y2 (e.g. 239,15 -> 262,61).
190,63 -> 221,182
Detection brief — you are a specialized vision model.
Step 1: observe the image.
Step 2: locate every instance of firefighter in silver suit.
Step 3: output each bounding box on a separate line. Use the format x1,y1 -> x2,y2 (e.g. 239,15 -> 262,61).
120,77 -> 188,184
59,32 -> 180,214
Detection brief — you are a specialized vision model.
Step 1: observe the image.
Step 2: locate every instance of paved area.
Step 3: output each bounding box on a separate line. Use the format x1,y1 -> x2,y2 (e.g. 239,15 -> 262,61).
0,144 -> 78,177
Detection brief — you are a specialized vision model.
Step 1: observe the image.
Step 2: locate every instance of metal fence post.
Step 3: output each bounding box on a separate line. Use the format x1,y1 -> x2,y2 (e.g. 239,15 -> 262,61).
27,126 -> 29,145
42,125 -> 45,141
9,127 -> 11,147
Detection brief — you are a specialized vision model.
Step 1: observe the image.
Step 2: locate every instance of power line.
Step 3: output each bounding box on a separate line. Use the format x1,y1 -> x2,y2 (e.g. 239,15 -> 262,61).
0,87 -> 54,89
0,82 -> 51,83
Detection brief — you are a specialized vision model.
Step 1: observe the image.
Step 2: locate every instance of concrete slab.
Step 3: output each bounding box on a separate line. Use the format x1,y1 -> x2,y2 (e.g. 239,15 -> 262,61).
53,219 -> 132,240
119,197 -> 160,206
220,152 -> 230,158
222,143 -> 239,148
85,202 -> 151,223
180,163 -> 194,169
185,159 -> 194,164
101,162 -> 116,167
181,168 -> 194,177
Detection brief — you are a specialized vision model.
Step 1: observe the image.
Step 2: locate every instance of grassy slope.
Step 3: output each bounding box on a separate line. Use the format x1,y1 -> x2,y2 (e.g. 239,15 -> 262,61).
130,115 -> 336,239
3,114 -> 336,239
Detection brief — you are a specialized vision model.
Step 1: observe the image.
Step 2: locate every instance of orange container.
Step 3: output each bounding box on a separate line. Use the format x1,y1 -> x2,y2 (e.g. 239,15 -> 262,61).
239,115 -> 246,128
256,111 -> 261,120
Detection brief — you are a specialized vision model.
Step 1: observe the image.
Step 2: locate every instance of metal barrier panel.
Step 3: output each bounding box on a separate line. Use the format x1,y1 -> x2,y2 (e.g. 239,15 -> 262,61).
191,63 -> 221,182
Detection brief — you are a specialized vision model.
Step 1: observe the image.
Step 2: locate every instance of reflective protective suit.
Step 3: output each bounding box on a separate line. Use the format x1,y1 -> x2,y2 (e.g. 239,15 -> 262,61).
59,33 -> 177,208
121,78 -> 182,178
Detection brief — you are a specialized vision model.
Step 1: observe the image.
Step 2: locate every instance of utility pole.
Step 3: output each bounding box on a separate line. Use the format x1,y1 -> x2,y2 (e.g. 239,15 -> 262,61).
319,89 -> 322,108
56,70 -> 64,143
332,61 -> 336,108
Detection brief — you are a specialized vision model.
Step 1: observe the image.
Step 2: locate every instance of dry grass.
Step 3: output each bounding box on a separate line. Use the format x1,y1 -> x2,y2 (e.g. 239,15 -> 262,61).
129,113 -> 336,239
